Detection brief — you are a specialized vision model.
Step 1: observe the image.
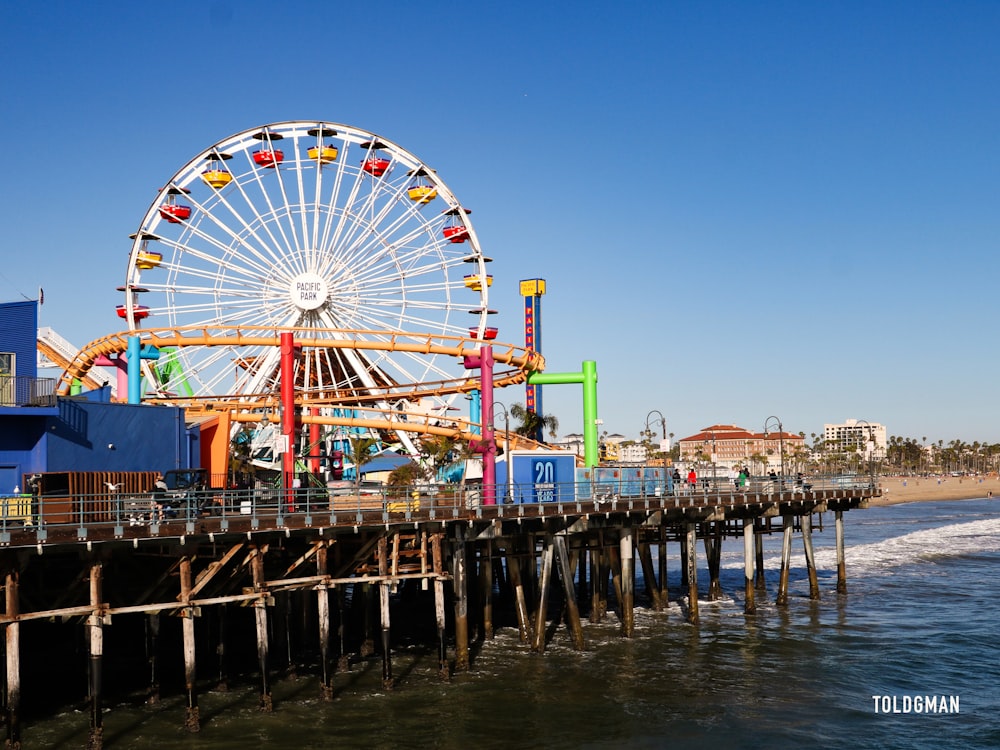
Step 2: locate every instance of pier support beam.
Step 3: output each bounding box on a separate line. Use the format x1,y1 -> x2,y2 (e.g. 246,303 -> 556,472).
776,515 -> 793,606
554,535 -> 585,650
743,519 -> 756,614
316,545 -> 333,700
452,533 -> 470,672
145,614 -> 161,704
500,540 -> 530,643
637,541 -> 663,611
431,534 -> 450,680
532,537 -> 554,652
658,526 -> 669,611
835,510 -> 847,594
619,528 -> 635,638
251,547 -> 272,712
87,561 -> 104,750
377,537 -> 393,690
179,557 -> 199,732
5,568 -> 21,750
480,541 -> 494,641
705,524 -> 723,601
684,524 -> 699,625
802,514 -> 820,600
754,519 -> 767,592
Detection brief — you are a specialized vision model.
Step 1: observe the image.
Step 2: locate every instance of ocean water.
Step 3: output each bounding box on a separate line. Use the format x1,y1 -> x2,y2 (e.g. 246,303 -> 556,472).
24,499 -> 1000,749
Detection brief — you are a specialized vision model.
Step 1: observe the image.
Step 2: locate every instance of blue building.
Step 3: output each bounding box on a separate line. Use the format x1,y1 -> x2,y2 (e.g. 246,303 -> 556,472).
0,299 -> 198,493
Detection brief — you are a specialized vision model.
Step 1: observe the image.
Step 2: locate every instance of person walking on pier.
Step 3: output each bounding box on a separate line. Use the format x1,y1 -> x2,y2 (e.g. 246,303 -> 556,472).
687,468 -> 698,495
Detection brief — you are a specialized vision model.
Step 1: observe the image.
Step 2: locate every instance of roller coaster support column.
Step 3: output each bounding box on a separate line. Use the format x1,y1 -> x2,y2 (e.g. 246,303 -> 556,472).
527,361 -> 599,467
280,332 -> 298,507
464,346 -> 496,505
126,336 -> 161,405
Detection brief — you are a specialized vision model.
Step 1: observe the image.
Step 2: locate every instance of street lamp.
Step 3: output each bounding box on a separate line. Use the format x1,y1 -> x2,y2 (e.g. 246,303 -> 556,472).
644,409 -> 666,461
491,401 -> 513,503
855,419 -> 877,488
763,416 -> 785,484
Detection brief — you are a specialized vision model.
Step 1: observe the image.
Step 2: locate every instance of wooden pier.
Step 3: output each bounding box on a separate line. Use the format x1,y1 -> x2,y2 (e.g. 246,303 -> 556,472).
0,484 -> 875,748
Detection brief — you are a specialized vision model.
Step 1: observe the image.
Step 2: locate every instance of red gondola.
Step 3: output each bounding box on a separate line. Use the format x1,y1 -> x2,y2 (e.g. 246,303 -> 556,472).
443,225 -> 469,243
253,149 -> 284,168
116,305 -> 150,321
362,156 -> 391,177
158,204 -> 192,223
469,326 -> 498,340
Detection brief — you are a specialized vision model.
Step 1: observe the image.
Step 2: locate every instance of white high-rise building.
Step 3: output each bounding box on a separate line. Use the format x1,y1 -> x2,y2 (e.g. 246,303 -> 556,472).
823,419 -> 887,458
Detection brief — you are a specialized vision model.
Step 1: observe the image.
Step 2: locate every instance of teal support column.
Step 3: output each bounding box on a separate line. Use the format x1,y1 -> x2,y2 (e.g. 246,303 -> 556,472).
126,336 -> 161,405
527,360 -> 599,467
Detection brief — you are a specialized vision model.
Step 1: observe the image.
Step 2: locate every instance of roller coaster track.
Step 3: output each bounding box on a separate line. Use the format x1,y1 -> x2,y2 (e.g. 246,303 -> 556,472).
55,326 -> 552,445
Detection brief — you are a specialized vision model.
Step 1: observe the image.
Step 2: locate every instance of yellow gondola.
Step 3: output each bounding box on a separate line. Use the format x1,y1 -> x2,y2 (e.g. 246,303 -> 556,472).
307,144 -> 339,163
407,185 -> 437,203
202,169 -> 232,189
136,250 -> 163,270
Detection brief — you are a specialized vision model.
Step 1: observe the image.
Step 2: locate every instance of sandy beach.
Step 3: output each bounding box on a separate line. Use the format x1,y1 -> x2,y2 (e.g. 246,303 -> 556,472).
871,475 -> 999,506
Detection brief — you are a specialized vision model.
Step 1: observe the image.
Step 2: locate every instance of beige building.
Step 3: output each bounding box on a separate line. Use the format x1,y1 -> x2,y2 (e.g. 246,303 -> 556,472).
678,424 -> 805,473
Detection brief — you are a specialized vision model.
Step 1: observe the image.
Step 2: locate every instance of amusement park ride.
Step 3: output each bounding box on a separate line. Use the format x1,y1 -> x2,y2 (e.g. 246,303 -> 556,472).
53,121 -> 590,500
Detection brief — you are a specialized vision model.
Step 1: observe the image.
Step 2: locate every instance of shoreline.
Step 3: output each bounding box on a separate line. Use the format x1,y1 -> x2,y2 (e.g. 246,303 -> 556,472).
870,476 -> 998,506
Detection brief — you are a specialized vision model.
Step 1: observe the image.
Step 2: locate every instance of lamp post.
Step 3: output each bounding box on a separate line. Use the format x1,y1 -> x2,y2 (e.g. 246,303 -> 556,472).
763,416 -> 784,484
855,419 -> 877,488
644,409 -> 666,461
491,402 -> 513,503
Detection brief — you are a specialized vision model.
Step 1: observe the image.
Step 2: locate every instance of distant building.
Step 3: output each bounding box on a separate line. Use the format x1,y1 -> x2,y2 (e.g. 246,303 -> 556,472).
823,419 -> 887,458
677,424 -> 806,473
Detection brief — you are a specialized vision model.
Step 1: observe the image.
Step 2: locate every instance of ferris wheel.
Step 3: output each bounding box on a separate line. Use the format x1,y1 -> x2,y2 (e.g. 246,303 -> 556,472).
119,121 -> 494,413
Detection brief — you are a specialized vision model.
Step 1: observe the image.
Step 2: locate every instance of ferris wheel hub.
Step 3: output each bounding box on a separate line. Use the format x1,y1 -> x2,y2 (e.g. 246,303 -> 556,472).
290,272 -> 329,311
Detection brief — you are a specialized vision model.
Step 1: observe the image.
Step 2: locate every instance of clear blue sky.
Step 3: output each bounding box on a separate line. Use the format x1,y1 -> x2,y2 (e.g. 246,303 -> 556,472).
2,1 -> 998,445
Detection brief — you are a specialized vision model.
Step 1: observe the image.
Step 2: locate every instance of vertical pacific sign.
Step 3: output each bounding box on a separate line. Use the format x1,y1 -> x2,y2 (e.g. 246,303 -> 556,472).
520,279 -> 546,440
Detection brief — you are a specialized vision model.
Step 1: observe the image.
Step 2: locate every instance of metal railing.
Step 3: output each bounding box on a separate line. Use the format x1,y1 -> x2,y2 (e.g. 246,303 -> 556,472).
0,473 -> 878,544
0,375 -> 57,407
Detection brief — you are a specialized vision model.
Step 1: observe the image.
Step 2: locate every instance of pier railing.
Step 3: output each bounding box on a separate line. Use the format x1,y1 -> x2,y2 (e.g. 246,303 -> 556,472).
0,473 -> 878,546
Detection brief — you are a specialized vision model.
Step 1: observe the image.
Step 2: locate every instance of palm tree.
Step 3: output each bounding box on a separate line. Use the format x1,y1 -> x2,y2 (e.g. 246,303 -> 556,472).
348,435 -> 380,492
509,403 -> 559,443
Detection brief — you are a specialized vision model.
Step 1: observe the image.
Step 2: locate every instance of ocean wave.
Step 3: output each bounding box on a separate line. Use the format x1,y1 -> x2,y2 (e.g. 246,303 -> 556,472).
716,516 -> 1000,574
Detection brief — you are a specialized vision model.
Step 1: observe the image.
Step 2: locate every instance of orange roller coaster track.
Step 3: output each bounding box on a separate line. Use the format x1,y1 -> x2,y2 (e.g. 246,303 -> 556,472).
57,325 -> 544,411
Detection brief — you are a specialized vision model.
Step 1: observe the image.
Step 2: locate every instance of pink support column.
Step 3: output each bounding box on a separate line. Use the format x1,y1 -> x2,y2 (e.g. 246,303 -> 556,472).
464,345 -> 496,506
280,332 -> 296,510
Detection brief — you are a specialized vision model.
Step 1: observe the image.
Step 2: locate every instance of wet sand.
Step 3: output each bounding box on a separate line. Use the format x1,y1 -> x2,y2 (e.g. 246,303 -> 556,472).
871,476 -> 999,506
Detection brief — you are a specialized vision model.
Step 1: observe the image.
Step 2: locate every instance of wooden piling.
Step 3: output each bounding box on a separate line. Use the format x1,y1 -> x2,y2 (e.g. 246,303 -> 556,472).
431,533 -> 449,680
743,518 -> 756,614
553,535 -> 585,650
685,524 -> 699,625
835,510 -> 847,594
87,561 -> 103,750
532,537 -> 554,652
5,568 -> 21,750
179,557 -> 199,732
251,547 -> 272,712
316,545 -> 333,700
619,527 -> 635,638
776,515 -> 793,605
145,614 -> 161,703
377,536 -> 393,690
480,541 -> 494,641
705,524 -> 723,600
500,541 -> 530,643
754,519 -> 767,592
801,513 -> 820,600
637,541 -> 663,611
452,533 -> 470,672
